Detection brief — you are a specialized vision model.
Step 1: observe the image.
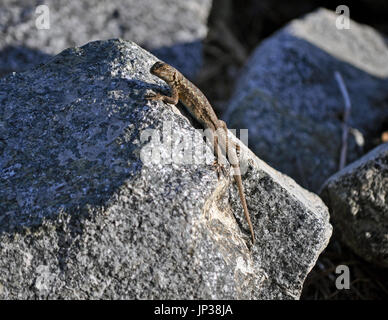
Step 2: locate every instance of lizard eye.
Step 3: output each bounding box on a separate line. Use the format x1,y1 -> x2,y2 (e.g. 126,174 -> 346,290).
151,61 -> 165,73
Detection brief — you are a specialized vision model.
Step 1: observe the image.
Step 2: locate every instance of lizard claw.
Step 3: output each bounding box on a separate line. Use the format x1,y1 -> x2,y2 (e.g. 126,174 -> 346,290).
145,92 -> 162,100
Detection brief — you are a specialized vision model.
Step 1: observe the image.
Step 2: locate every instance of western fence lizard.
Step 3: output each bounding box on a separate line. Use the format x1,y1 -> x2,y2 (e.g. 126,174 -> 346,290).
147,61 -> 255,245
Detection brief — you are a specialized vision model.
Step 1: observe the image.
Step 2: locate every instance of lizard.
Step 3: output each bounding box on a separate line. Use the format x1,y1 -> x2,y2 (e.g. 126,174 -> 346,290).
146,61 -> 255,245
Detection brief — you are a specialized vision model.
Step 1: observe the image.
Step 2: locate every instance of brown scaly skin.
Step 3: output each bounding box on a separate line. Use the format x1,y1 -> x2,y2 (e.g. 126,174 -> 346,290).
147,61 -> 255,245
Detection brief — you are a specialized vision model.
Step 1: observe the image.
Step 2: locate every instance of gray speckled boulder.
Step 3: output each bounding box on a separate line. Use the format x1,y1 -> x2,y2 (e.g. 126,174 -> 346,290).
321,143 -> 388,268
0,39 -> 331,299
0,0 -> 211,78
224,8 -> 388,192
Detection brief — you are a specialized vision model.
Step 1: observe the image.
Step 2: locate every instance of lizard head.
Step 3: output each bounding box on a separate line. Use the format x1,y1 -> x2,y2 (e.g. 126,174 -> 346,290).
150,61 -> 176,83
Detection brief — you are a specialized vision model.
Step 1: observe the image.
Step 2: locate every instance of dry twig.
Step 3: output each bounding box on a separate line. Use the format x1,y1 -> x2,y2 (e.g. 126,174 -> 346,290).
334,71 -> 351,170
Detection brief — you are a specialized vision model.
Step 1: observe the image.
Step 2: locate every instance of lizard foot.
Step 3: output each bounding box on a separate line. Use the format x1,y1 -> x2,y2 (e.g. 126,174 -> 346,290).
212,160 -> 227,180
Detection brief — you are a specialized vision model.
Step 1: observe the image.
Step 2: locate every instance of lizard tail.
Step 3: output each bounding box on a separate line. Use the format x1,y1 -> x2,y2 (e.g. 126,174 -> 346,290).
233,165 -> 255,245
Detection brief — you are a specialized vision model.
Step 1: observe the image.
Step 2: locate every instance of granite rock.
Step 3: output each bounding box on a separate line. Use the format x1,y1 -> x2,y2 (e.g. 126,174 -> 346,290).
0,39 -> 331,299
0,0 -> 212,78
321,143 -> 388,267
224,8 -> 388,192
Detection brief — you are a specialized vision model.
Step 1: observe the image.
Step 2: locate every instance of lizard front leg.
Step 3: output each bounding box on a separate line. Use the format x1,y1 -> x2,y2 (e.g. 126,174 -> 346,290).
146,86 -> 179,105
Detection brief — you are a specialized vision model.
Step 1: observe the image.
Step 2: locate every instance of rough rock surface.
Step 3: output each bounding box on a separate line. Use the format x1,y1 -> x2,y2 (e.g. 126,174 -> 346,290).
0,39 -> 331,299
321,143 -> 388,268
224,8 -> 388,192
0,0 -> 212,78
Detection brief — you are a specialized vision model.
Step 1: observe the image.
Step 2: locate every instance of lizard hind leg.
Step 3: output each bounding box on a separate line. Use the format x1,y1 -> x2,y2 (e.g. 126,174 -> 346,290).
218,120 -> 229,154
